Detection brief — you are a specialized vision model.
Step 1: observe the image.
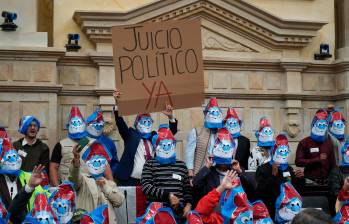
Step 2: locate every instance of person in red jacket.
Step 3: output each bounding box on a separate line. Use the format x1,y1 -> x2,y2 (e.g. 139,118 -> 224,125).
195,170 -> 272,224
333,176 -> 349,223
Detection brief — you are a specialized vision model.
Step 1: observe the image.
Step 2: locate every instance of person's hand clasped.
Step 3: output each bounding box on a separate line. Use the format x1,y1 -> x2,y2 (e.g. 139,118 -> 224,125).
294,168 -> 304,178
320,153 -> 327,160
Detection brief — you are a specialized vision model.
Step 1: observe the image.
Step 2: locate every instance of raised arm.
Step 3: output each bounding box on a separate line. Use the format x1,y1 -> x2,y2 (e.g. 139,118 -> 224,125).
113,90 -> 131,140
185,128 -> 197,176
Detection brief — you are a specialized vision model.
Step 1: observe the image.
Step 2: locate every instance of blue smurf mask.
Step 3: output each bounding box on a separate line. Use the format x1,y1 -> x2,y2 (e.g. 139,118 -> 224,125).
34,211 -> 56,224
312,119 -> 328,136
234,210 -> 253,224
68,116 -> 86,139
257,127 -> 274,147
225,118 -> 241,138
330,120 -> 345,139
272,145 -> 290,165
204,106 -> 223,129
51,198 -> 73,224
136,117 -> 153,135
0,149 -> 22,176
155,139 -> 176,165
277,198 -> 302,222
87,121 -> 104,138
86,155 -> 107,178
212,139 -> 235,165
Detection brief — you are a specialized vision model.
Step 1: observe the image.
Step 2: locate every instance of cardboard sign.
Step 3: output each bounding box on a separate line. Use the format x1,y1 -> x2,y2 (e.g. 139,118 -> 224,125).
112,20 -> 204,116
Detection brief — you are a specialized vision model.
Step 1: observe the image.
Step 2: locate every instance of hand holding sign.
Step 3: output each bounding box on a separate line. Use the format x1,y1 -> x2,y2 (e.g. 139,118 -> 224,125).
162,103 -> 174,120
113,89 -> 123,104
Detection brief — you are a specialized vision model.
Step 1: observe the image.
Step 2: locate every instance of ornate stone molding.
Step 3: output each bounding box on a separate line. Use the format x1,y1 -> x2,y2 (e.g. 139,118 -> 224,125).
0,84 -> 62,93
0,47 -> 65,62
73,0 -> 327,49
280,61 -> 309,72
58,52 -> 95,67
206,92 -> 337,101
89,52 -> 114,66
202,28 -> 255,52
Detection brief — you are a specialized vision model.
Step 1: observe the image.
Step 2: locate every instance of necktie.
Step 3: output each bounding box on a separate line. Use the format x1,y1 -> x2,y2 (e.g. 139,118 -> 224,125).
143,139 -> 151,160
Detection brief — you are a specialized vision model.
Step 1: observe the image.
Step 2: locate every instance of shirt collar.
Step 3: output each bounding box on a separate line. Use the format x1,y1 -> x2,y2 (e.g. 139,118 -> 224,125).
22,138 -> 37,146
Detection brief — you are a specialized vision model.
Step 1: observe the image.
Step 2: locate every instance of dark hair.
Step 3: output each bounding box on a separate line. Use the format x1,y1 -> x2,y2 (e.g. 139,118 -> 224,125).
291,208 -> 334,224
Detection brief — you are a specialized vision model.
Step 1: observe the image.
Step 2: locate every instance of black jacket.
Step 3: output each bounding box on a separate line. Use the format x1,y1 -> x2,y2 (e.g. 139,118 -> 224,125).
328,166 -> 349,197
255,163 -> 302,219
8,188 -> 32,224
13,138 -> 50,174
235,135 -> 251,170
0,174 -> 30,224
114,110 -> 178,183
0,175 -> 22,210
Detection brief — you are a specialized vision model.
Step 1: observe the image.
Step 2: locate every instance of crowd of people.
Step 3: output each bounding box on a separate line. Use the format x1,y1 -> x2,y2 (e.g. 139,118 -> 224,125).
0,90 -> 348,224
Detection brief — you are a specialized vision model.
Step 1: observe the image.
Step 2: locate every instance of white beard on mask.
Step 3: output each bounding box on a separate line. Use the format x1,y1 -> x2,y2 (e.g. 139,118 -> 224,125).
225,118 -> 241,136
85,156 -> 107,176
205,108 -> 223,124
87,122 -> 104,137
311,120 -> 328,137
259,127 -> 274,143
69,117 -> 86,134
136,121 -> 152,134
273,146 -> 289,164
156,144 -> 175,159
330,120 -> 345,136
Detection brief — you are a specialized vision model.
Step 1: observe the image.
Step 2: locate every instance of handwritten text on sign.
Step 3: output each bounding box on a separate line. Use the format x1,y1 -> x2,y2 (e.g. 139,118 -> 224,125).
112,20 -> 204,116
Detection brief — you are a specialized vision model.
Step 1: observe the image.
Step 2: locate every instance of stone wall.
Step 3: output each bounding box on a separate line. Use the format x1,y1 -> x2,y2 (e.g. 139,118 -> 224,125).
1,48 -> 348,163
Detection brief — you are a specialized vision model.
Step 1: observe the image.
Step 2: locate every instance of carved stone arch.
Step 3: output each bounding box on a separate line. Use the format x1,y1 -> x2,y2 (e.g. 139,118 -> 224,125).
73,0 -> 327,52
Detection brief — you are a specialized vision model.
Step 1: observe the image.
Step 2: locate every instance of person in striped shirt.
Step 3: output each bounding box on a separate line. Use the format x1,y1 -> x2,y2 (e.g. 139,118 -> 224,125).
141,124 -> 193,222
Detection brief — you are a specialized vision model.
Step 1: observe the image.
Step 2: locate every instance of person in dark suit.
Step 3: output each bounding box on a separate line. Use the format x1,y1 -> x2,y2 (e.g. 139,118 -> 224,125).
192,129 -> 255,206
113,90 -> 178,186
7,165 -> 46,224
223,108 -> 250,170
0,135 -> 46,224
256,134 -> 304,220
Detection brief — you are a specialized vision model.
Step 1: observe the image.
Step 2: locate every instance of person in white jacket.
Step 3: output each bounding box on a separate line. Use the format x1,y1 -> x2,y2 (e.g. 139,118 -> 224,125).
248,117 -> 275,171
69,140 -> 124,223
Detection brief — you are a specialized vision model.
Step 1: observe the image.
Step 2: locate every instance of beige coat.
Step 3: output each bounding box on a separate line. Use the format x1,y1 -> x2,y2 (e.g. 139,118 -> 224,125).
69,164 -> 124,223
